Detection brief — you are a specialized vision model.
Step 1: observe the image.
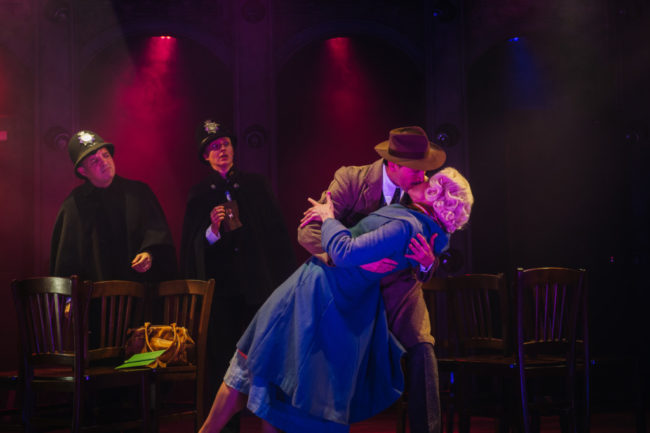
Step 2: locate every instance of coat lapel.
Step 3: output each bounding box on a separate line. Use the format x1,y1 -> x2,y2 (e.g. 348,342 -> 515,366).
357,159 -> 384,214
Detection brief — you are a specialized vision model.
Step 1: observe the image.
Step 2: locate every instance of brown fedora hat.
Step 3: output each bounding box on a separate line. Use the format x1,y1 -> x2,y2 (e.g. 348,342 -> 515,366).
374,126 -> 446,171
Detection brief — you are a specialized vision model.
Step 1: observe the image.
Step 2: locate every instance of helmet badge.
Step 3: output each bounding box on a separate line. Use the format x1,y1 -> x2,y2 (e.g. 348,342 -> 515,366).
204,120 -> 220,134
77,131 -> 95,147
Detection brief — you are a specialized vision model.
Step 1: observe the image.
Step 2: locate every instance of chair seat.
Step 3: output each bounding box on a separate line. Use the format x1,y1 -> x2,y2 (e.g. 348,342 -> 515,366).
33,366 -> 75,380
437,357 -> 457,368
152,364 -> 196,373
152,364 -> 197,381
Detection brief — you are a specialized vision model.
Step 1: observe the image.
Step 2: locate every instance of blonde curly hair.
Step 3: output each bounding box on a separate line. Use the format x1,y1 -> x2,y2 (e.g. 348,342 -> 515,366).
424,167 -> 474,233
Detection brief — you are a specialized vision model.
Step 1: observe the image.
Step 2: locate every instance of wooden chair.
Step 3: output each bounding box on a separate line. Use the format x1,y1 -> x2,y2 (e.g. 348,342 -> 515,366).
423,276 -> 458,433
448,268 -> 588,433
446,273 -> 511,433
396,276 -> 456,433
149,279 -> 215,433
11,276 -> 151,432
516,267 -> 588,433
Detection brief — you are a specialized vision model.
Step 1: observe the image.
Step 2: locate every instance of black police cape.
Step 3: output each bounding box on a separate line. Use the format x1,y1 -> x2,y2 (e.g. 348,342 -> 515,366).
180,169 -> 296,305
50,175 -> 177,282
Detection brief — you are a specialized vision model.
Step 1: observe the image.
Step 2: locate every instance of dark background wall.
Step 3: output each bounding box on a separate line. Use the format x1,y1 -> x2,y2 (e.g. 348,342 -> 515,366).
0,0 -> 648,377
277,35 -> 425,262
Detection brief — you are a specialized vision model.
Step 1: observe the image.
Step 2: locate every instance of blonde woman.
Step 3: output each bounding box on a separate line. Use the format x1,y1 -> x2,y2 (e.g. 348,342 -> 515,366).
200,167 -> 473,433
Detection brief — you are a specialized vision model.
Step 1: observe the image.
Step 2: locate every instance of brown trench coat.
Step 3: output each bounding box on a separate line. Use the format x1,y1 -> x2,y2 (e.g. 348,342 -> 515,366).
297,159 -> 435,348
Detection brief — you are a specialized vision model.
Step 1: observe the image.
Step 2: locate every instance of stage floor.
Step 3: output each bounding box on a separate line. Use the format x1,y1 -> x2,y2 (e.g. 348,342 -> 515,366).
158,406 -> 648,433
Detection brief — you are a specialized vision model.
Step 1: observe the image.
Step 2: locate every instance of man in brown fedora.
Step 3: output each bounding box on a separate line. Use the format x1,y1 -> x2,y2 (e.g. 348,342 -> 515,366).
298,126 -> 446,433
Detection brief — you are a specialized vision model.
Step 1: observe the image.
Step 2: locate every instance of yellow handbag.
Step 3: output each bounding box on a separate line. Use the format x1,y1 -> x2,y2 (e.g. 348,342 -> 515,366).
124,322 -> 195,368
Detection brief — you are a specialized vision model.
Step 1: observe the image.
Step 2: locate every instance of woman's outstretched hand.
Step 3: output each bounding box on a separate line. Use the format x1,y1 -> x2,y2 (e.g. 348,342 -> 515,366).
300,191 -> 335,228
405,233 -> 438,270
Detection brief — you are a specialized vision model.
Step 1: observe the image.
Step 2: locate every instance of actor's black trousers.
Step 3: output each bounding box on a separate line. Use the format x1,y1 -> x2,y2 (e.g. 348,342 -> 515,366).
407,342 -> 441,433
205,295 -> 259,433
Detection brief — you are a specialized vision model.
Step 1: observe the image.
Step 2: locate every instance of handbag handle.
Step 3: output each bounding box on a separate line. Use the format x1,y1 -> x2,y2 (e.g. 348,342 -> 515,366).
144,322 -> 183,366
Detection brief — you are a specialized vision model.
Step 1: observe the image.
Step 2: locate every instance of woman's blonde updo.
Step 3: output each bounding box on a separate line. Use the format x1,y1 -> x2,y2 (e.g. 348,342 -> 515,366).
424,167 -> 474,233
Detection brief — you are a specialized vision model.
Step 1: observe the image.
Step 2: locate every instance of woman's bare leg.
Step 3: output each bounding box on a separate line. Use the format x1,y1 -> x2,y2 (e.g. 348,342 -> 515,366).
261,419 -> 281,433
198,382 -> 247,433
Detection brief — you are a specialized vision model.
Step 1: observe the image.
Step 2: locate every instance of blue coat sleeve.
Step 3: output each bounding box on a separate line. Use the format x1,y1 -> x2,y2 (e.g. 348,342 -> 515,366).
321,218 -> 411,267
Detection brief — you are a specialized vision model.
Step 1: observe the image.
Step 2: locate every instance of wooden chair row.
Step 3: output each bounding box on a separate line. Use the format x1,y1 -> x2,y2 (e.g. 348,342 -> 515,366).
10,276 -> 215,433
398,267 -> 590,433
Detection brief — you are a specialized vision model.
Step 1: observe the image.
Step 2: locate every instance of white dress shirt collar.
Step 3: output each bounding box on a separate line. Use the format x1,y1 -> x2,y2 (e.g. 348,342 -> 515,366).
382,164 -> 402,205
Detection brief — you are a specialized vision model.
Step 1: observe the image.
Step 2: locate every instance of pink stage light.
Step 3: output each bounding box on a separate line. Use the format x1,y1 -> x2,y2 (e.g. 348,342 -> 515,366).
326,37 -> 351,61
146,35 -> 177,61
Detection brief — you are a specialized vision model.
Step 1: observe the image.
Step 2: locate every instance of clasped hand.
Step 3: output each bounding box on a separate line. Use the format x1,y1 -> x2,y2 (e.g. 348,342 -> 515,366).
131,251 -> 152,273
300,191 -> 335,227
360,233 -> 437,273
210,205 -> 226,235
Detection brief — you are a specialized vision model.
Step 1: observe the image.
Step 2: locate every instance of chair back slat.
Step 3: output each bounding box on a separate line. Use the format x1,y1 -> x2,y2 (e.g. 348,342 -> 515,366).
156,280 -> 213,334
100,296 -> 107,347
188,294 -> 198,332
31,296 -> 44,353
87,281 -> 146,363
181,294 -> 189,327
531,279 -> 571,343
11,277 -> 81,369
421,277 -> 453,355
44,294 -> 54,352
41,295 -> 52,353
447,273 -> 509,356
173,296 -> 180,325
53,293 -> 64,352
121,296 -> 133,344
154,279 -> 215,350
108,295 -> 117,346
116,296 -> 125,345
517,267 -> 586,358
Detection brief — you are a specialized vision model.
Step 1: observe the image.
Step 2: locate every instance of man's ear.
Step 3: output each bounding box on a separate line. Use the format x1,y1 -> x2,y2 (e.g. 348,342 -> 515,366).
76,166 -> 87,178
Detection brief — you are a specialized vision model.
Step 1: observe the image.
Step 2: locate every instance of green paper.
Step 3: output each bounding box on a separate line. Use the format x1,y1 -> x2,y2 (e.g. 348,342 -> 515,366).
115,350 -> 166,369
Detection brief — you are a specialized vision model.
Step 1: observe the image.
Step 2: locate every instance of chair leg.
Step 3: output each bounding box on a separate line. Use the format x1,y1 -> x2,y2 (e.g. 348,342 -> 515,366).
518,368 -> 531,433
445,406 -> 454,433
152,376 -> 160,433
635,409 -> 647,433
559,413 -> 570,433
196,375 -> 205,430
142,373 -> 151,433
396,401 -> 407,433
497,413 -> 509,433
72,386 -> 83,433
456,370 -> 471,433
632,360 -> 646,433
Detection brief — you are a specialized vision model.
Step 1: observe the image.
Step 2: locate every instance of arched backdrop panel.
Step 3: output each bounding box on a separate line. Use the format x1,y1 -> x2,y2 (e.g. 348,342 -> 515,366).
0,43 -> 35,370
79,35 -> 234,251
277,35 -> 425,262
467,34 -> 650,358
468,35 -> 618,271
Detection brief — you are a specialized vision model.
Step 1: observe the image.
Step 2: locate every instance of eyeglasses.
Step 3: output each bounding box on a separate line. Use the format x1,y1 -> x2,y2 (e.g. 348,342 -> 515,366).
204,138 -> 232,152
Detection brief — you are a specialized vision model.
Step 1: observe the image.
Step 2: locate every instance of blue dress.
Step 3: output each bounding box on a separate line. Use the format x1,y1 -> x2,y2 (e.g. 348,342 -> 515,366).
233,204 -> 449,433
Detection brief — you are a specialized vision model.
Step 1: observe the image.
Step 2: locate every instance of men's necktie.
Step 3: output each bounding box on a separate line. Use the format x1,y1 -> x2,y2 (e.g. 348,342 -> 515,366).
390,187 -> 401,205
